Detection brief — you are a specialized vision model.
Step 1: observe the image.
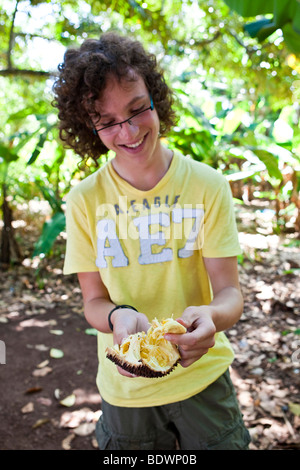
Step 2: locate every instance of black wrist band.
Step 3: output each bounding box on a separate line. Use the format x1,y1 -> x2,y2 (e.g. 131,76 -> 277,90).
108,305 -> 138,332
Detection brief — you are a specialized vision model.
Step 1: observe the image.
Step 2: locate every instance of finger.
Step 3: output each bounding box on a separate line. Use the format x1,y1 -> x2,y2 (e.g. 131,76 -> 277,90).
113,330 -> 128,346
165,331 -> 203,347
167,319 -> 216,346
178,334 -> 215,351
178,345 -> 210,358
180,356 -> 206,368
116,365 -> 138,378
179,348 -> 210,367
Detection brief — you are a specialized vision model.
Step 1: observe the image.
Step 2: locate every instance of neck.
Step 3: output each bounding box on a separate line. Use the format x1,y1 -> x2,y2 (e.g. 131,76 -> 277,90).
112,144 -> 173,191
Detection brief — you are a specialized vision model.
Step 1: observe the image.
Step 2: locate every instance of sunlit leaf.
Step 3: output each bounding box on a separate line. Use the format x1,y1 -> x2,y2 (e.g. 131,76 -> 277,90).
59,393 -> 76,407
50,329 -> 64,335
85,328 -> 98,336
32,418 -> 50,429
27,129 -> 50,165
289,402 -> 300,416
282,22 -> 300,54
252,148 -> 283,181
50,348 -> 64,359
224,0 -> 274,16
0,144 -> 19,164
33,211 -> 66,257
224,0 -> 300,53
222,108 -> 247,135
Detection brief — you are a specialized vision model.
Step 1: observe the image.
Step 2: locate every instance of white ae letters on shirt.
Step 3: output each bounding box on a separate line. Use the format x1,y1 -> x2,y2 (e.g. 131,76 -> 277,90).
96,206 -> 204,268
96,219 -> 129,268
172,207 -> 204,258
133,212 -> 173,265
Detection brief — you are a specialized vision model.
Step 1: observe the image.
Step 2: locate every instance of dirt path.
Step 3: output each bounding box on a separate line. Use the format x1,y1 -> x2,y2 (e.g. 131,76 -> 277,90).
0,296 -> 100,450
0,204 -> 299,450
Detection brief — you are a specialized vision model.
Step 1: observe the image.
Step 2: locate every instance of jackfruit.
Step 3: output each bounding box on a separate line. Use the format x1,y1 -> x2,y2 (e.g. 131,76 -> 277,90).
106,318 -> 187,378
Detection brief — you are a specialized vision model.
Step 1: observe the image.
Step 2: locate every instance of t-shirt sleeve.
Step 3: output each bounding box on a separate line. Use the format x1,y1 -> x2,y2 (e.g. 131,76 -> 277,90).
63,191 -> 98,275
201,178 -> 241,258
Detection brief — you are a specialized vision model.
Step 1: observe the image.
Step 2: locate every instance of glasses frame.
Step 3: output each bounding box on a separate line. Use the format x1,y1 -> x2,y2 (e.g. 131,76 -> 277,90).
95,95 -> 154,134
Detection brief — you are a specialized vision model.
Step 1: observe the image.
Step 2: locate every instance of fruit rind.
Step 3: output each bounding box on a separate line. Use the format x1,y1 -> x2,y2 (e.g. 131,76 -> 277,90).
106,317 -> 187,378
106,347 -> 180,377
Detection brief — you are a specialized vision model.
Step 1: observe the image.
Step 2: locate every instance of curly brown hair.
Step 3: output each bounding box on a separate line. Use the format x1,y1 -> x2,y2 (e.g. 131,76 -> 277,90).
52,32 -> 177,166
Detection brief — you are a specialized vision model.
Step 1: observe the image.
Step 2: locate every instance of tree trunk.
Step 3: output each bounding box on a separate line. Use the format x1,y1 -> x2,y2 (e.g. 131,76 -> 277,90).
0,184 -> 22,265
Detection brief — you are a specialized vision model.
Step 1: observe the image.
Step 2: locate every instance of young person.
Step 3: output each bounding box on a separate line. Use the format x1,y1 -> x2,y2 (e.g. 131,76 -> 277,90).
53,32 -> 250,450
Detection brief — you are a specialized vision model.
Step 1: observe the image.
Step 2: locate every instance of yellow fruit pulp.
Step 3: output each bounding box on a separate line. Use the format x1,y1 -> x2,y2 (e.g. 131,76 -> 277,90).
106,317 -> 186,377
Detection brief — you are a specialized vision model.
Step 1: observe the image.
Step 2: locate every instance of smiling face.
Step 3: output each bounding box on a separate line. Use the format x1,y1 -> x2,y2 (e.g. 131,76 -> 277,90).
94,74 -> 161,167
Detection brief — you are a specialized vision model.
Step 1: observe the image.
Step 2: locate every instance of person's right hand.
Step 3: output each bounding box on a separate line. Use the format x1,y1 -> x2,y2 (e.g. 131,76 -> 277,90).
111,308 -> 150,378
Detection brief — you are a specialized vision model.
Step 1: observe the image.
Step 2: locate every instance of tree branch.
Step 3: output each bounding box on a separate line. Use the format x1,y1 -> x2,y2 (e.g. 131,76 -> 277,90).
193,31 -> 221,47
169,31 -> 222,54
225,28 -> 257,55
7,0 -> 19,69
5,0 -> 57,79
0,68 -> 55,78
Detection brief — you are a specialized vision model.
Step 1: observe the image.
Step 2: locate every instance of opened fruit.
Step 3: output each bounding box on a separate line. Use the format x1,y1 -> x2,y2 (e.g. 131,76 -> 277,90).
106,318 -> 187,378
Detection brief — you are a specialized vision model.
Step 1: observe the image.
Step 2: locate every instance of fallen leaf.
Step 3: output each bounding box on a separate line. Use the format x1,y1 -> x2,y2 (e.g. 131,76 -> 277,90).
61,433 -> 75,450
92,437 -> 99,449
289,402 -> 300,416
36,396 -> 52,406
59,393 -> 76,407
32,366 -> 52,377
37,359 -> 49,368
25,386 -> 43,394
50,348 -> 64,359
54,388 -> 61,400
60,407 -> 96,428
85,328 -> 98,336
32,418 -> 50,429
73,422 -> 95,436
21,402 -> 34,414
35,344 -> 49,351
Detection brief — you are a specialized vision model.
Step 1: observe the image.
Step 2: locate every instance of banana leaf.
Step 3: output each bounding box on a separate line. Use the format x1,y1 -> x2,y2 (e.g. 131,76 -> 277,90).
33,211 -> 66,257
224,0 -> 300,53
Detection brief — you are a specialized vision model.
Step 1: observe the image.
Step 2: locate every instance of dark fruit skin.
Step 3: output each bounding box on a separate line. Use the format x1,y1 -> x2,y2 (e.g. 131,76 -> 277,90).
106,349 -> 180,378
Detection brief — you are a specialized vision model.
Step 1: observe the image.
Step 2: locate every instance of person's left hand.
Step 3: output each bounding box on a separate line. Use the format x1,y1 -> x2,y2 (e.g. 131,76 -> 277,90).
164,306 -> 216,367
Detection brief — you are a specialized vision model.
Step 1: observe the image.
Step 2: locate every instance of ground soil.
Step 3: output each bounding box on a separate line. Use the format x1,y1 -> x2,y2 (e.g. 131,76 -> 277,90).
0,201 -> 299,450
0,274 -> 101,450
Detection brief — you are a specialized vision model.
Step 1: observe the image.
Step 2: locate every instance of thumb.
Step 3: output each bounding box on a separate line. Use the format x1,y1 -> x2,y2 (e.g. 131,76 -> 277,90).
113,328 -> 128,346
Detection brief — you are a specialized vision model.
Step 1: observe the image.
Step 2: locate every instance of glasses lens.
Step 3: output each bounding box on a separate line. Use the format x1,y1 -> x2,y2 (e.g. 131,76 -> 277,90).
100,126 -> 117,136
129,107 -> 151,127
99,102 -> 153,136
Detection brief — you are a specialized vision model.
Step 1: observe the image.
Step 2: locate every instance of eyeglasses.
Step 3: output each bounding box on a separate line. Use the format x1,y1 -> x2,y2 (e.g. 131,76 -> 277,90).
95,96 -> 154,136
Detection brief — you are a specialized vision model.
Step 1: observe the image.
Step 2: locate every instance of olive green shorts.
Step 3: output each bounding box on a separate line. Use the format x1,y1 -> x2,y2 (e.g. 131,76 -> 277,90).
96,369 -> 251,450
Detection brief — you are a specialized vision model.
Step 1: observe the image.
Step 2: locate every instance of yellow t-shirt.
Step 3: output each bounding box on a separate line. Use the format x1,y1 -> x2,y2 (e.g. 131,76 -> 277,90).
64,150 -> 241,407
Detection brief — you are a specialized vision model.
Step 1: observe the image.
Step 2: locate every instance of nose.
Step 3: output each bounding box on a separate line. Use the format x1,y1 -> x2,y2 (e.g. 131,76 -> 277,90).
118,120 -> 139,139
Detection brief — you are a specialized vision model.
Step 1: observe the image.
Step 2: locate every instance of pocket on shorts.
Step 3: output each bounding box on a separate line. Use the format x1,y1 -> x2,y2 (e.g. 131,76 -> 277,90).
95,414 -> 155,450
208,420 -> 251,450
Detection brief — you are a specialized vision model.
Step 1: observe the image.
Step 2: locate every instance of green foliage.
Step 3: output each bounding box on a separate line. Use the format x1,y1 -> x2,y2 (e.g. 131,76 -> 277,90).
224,0 -> 300,54
33,210 -> 65,257
0,0 -> 299,263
